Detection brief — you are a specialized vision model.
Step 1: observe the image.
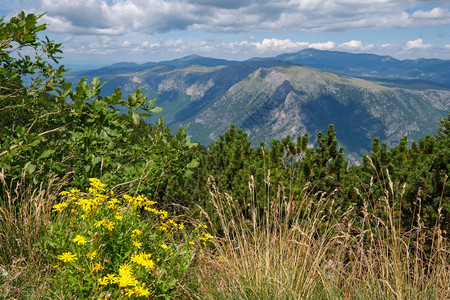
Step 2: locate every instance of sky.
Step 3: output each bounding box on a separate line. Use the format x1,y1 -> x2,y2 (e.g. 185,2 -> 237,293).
2,0 -> 450,66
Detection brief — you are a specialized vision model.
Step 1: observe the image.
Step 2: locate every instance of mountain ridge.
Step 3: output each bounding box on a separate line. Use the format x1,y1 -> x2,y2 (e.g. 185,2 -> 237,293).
67,50 -> 450,163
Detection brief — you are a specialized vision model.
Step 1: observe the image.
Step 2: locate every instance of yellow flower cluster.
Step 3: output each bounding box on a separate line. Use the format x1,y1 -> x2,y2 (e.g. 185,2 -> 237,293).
194,224 -> 213,245
94,218 -> 116,231
123,194 -> 156,209
52,201 -> 68,212
51,178 -> 201,299
131,253 -> 154,269
131,229 -> 142,238
199,233 -> 213,243
145,206 -> 168,219
116,265 -> 151,297
157,218 -> 182,234
54,180 -> 120,221
88,178 -> 106,194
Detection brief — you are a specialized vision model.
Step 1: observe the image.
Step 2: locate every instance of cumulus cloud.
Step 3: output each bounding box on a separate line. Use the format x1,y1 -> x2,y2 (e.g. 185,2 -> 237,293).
411,7 -> 445,19
338,40 -> 374,51
404,38 -> 432,50
248,38 -> 309,52
130,38 -> 214,55
100,36 -> 112,44
29,0 -> 450,35
308,41 -> 335,50
121,37 -> 337,58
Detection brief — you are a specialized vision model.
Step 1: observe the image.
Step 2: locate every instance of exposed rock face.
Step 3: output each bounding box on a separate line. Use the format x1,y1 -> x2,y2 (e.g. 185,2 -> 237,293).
70,54 -> 450,160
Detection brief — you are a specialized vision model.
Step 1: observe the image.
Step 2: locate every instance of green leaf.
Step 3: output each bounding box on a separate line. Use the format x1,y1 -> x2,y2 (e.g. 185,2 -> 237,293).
38,149 -> 55,160
26,163 -> 37,174
187,159 -> 199,169
149,106 -> 163,113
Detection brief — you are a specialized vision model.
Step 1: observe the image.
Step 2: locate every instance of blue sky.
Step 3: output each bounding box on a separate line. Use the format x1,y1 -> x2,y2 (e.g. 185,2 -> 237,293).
2,0 -> 450,66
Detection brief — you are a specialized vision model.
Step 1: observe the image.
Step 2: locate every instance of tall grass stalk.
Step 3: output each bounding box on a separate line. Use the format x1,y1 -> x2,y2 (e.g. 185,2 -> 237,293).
0,168 -> 68,298
194,170 -> 449,299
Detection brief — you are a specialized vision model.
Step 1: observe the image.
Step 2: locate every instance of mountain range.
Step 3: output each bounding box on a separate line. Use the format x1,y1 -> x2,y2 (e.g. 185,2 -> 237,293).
68,49 -> 450,163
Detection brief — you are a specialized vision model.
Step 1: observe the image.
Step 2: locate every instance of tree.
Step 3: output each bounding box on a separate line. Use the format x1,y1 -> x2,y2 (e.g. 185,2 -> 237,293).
0,12 -> 198,203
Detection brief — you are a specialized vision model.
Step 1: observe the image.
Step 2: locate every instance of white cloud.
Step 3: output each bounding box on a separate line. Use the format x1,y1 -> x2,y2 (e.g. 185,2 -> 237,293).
9,1 -> 450,61
121,37 -> 337,58
338,40 -> 374,51
411,7 -> 445,19
100,36 -> 112,44
404,38 -> 432,50
62,35 -> 74,42
249,38 -> 309,52
308,41 -> 335,50
26,0 -> 450,35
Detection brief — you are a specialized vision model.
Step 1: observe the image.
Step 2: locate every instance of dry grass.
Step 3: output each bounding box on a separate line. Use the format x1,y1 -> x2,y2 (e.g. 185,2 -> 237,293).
0,164 -> 448,299
0,168 -> 69,299
193,172 -> 449,300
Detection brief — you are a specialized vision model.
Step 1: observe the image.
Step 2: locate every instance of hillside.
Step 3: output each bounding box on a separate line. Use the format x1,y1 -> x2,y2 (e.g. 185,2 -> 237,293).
69,51 -> 450,161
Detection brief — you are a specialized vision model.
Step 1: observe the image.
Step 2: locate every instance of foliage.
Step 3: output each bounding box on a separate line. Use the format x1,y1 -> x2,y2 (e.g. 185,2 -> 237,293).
39,178 -> 211,299
166,118 -> 448,239
351,115 -> 450,236
0,12 -> 199,201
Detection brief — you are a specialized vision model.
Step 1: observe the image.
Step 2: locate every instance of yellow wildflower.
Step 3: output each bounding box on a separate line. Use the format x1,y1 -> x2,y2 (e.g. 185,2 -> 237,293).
94,219 -> 105,228
91,263 -> 103,272
106,274 -> 119,284
159,210 -> 168,219
160,244 -> 168,250
87,250 -> 97,260
114,213 -> 123,221
118,264 -> 138,287
98,277 -> 109,286
88,178 -> 106,194
104,220 -> 115,231
131,229 -> 142,238
57,252 -> 77,263
189,241 -> 195,246
134,284 -> 151,297
131,253 -> 154,269
72,235 -> 87,245
52,202 -> 68,212
132,240 -> 142,248
107,198 -> 120,209
158,225 -> 168,231
199,233 -> 213,243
